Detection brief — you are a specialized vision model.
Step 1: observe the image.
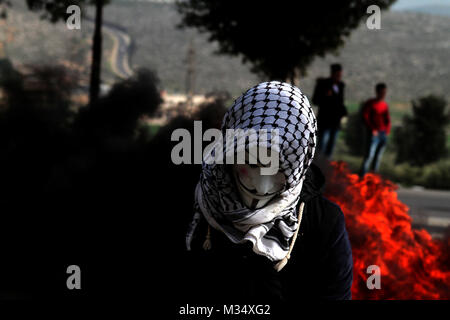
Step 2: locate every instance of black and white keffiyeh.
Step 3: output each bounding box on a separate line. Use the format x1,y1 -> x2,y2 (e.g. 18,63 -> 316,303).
186,81 -> 317,262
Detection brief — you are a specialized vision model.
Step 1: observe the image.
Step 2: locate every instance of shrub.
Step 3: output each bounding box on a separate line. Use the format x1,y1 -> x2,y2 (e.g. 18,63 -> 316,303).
344,102 -> 368,157
380,159 -> 450,190
394,95 -> 449,166
421,160 -> 450,190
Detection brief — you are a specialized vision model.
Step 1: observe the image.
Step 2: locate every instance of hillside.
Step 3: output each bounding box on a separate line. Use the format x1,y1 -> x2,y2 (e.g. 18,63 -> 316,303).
2,1 -> 450,103
104,1 -> 450,102
407,5 -> 450,17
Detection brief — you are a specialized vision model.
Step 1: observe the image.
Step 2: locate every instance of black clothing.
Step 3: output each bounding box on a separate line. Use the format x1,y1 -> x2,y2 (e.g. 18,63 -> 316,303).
312,78 -> 348,130
183,164 -> 353,302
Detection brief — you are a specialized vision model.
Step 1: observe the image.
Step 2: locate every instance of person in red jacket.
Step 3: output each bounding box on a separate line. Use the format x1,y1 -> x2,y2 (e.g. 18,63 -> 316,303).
360,83 -> 391,176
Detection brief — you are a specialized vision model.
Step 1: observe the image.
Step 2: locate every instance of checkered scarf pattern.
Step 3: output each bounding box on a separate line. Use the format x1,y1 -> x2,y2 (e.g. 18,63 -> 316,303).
186,81 -> 317,262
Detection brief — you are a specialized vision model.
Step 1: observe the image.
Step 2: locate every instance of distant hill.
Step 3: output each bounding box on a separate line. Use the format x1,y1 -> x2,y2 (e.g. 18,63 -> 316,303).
403,5 -> 450,17
2,1 -> 95,86
3,1 -> 450,103
104,2 -> 450,102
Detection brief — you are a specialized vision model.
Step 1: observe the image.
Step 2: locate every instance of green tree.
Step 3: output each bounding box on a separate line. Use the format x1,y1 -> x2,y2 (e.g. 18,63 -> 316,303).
177,0 -> 396,82
394,95 -> 449,166
24,0 -> 107,104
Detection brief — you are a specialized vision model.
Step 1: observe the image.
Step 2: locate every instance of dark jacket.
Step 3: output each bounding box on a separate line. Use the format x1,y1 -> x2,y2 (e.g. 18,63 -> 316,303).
312,78 -> 348,130
182,164 -> 353,302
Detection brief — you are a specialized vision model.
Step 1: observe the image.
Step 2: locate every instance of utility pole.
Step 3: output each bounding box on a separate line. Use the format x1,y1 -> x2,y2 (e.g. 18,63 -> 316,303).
89,0 -> 104,105
185,39 -> 196,108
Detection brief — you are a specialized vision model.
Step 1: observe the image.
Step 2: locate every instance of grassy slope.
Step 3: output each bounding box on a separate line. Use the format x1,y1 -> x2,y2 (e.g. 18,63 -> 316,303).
4,1 -> 450,102
3,1 -> 116,86
105,2 -> 450,103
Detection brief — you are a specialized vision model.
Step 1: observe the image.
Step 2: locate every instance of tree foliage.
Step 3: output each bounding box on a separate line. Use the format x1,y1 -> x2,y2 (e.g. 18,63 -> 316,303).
24,0 -> 109,104
177,0 -> 396,81
25,0 -> 85,22
394,95 -> 449,166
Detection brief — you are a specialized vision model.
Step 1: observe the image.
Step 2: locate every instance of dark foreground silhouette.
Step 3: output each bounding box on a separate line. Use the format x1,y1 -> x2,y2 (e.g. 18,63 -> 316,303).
0,59 -> 229,301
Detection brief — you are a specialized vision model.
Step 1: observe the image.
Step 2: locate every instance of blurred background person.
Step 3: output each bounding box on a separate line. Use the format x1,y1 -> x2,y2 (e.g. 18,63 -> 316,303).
360,83 -> 391,176
312,63 -> 348,159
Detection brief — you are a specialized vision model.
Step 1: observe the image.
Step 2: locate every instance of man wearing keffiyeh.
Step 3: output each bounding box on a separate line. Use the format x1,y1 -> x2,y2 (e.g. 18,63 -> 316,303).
184,81 -> 353,302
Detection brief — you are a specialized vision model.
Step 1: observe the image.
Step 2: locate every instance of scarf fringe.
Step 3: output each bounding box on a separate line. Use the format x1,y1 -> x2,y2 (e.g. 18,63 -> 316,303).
274,202 -> 305,272
202,225 -> 212,250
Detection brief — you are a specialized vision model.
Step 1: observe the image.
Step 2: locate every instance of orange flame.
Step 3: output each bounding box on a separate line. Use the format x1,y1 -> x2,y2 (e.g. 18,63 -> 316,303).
324,161 -> 450,299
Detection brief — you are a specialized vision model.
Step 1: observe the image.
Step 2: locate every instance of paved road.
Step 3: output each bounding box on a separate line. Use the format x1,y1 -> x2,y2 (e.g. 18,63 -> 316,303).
103,23 -> 133,78
397,187 -> 450,238
86,17 -> 134,79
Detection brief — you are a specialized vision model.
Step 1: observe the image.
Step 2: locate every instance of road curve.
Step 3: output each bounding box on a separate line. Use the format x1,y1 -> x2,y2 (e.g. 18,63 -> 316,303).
102,23 -> 134,79
85,17 -> 134,79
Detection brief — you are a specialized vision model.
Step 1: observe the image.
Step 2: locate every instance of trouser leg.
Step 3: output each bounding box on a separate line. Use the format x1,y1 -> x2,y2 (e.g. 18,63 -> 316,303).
372,132 -> 387,172
318,128 -> 330,156
360,133 -> 379,176
325,128 -> 339,159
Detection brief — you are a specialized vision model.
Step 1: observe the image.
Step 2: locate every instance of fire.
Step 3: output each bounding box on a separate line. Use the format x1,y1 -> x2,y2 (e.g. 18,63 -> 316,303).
324,161 -> 450,299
